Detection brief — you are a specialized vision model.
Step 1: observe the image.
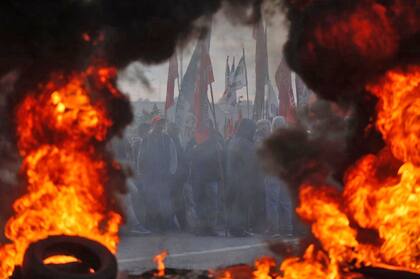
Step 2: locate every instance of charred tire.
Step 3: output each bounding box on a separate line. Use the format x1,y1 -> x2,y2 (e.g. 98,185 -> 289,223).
21,235 -> 117,279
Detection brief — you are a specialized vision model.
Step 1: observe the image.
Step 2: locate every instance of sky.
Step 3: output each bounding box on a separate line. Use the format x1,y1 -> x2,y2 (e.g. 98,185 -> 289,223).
117,11 -> 288,104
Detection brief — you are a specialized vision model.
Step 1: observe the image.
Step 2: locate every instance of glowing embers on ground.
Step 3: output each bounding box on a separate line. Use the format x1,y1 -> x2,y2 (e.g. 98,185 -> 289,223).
0,66 -> 123,278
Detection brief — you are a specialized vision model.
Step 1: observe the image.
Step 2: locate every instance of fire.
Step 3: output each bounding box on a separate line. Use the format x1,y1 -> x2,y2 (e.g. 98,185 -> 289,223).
0,65 -> 125,278
43,255 -> 81,265
278,66 -> 420,278
253,257 -> 276,279
218,271 -> 233,279
153,250 -> 169,277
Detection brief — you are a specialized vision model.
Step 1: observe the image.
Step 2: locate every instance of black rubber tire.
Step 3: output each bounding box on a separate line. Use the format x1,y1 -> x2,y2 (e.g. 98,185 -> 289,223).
21,235 -> 117,279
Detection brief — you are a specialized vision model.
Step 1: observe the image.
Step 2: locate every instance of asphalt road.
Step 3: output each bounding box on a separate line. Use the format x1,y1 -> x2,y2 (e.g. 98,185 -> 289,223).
117,234 -> 300,275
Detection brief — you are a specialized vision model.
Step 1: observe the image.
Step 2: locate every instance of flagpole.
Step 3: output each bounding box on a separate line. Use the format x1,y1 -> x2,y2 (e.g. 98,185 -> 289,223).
209,83 -> 218,130
175,51 -> 180,95
243,47 -> 250,119
179,48 -> 183,86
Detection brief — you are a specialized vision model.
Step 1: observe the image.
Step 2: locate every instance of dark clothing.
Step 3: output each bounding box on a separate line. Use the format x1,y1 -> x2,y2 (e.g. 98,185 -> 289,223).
169,133 -> 188,230
138,131 -> 177,232
265,176 -> 293,234
226,120 -> 259,235
190,134 -> 224,232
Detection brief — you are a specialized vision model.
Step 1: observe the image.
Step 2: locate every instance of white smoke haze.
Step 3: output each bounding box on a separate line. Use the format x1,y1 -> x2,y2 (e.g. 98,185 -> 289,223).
117,11 -> 288,102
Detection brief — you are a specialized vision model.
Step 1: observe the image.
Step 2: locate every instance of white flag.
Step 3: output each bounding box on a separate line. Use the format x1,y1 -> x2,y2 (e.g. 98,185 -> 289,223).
231,56 -> 247,90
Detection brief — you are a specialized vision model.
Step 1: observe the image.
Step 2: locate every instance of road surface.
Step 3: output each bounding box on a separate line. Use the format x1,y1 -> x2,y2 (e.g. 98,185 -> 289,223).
117,234 -> 299,275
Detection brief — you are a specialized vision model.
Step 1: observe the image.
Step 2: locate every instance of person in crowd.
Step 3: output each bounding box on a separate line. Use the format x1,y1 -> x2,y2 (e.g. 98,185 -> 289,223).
250,120 -> 272,233
111,136 -> 148,235
255,120 -> 271,146
138,116 -> 178,233
190,122 -> 224,236
226,119 -> 259,237
265,116 -> 293,236
130,123 -> 151,169
167,122 -> 188,231
130,122 -> 152,234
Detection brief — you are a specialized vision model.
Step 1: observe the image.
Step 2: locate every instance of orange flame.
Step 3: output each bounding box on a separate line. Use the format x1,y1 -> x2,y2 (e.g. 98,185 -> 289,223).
43,255 -> 81,265
253,257 -> 276,279
0,66 -> 124,278
218,271 -> 233,279
278,66 -> 420,277
153,250 -> 169,277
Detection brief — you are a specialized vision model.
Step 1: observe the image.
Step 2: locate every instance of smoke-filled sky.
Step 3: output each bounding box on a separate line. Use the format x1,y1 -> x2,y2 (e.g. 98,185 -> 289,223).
117,11 -> 288,102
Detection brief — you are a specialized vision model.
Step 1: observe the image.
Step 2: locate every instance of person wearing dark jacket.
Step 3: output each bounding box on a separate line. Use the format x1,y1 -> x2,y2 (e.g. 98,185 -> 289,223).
190,126 -> 224,236
138,117 -> 177,232
226,119 -> 259,237
167,122 -> 188,231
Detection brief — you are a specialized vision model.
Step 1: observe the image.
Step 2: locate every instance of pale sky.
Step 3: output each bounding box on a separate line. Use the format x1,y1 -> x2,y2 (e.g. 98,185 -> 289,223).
117,12 -> 288,103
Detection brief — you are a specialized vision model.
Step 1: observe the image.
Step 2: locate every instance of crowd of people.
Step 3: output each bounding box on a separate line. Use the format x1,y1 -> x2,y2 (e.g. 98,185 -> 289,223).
113,115 -> 297,238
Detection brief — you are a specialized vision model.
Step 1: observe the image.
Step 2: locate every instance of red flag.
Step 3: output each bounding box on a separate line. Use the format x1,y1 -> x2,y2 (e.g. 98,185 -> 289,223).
165,53 -> 178,112
276,57 -> 296,123
253,20 -> 269,120
203,50 -> 214,84
193,38 -> 214,143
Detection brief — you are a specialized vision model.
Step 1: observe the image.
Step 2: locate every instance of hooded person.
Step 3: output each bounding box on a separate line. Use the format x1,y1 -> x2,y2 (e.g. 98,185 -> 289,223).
190,121 -> 224,236
225,119 -> 259,237
255,119 -> 271,146
138,116 -> 178,232
263,116 -> 294,236
249,119 -> 272,233
129,122 -> 152,232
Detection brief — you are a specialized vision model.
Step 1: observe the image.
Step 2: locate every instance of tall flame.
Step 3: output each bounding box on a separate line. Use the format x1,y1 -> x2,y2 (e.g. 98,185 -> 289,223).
0,66 -> 124,278
278,66 -> 420,278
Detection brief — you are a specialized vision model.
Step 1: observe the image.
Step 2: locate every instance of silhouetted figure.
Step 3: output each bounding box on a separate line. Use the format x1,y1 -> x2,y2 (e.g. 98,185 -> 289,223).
167,122 -> 188,231
226,119 -> 258,237
190,125 -> 224,236
138,117 -> 178,232
265,116 -> 293,236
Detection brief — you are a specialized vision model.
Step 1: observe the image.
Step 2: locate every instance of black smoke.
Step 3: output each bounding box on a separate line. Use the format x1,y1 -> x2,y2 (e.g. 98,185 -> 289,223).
0,0 -> 266,238
261,0 -> 419,190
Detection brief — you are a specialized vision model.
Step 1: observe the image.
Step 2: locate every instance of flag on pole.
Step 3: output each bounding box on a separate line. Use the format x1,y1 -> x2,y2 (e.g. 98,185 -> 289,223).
219,53 -> 247,107
225,56 -> 230,92
165,53 -> 179,119
218,56 -> 236,110
193,32 -> 214,144
175,34 -> 202,146
231,55 -> 247,91
275,57 -> 296,123
231,56 -> 235,75
253,20 -> 269,120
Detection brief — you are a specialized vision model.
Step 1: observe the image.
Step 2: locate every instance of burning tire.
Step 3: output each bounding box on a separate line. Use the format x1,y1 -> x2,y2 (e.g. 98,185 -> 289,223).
21,235 -> 117,279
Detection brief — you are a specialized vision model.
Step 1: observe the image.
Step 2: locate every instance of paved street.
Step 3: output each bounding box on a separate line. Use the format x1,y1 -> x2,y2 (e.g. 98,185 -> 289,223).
117,234 -> 299,275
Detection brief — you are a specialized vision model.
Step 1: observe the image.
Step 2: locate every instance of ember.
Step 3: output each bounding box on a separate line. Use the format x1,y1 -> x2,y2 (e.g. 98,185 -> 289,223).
0,65 -> 127,278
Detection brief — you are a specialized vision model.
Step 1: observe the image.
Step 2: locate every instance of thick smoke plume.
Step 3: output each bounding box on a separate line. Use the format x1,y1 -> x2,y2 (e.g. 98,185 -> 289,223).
261,0 -> 420,189
0,0 -> 266,238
